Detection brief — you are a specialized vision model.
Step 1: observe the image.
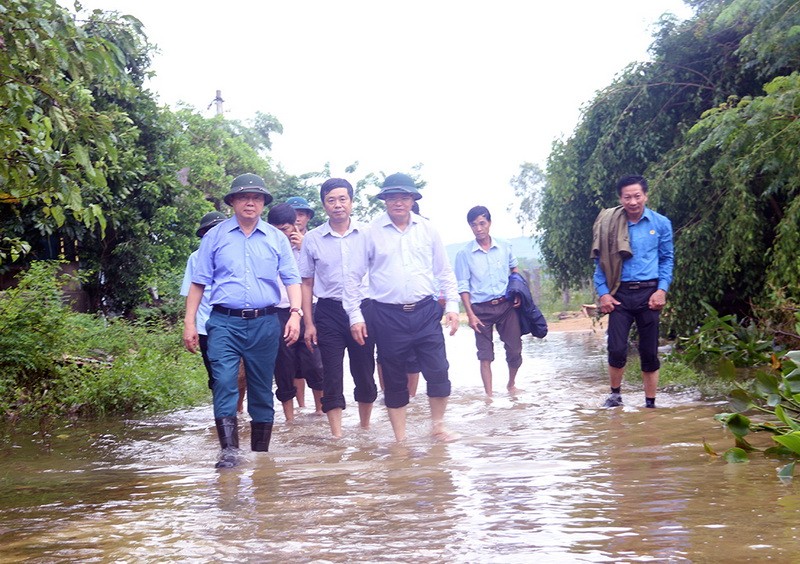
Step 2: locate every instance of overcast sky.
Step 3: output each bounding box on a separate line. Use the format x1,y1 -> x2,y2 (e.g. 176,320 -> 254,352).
75,0 -> 692,246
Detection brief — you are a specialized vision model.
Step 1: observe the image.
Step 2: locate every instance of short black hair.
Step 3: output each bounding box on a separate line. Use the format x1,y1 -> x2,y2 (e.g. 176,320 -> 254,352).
267,203 -> 297,226
467,205 -> 491,224
616,175 -> 648,195
320,178 -> 354,201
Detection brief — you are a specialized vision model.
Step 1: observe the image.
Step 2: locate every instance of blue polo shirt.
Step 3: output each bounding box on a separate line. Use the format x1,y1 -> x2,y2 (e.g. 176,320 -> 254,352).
454,237 -> 518,304
192,217 -> 300,309
593,207 -> 674,296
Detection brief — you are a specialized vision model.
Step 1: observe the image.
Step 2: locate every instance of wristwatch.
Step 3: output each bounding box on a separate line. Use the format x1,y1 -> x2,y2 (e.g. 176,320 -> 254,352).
290,307 -> 303,318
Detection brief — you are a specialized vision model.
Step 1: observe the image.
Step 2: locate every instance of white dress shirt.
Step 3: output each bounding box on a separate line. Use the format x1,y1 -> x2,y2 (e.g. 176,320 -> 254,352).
344,212 -> 458,325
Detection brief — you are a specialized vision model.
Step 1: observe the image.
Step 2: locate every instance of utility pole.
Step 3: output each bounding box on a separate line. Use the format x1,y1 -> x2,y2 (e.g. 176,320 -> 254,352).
208,90 -> 224,116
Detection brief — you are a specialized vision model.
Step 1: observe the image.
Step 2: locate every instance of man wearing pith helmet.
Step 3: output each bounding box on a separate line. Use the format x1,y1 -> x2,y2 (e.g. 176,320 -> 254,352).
343,172 -> 460,442
183,173 -> 303,468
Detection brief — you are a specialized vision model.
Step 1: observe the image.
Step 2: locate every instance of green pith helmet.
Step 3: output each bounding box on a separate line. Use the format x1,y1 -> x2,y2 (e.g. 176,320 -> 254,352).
285,196 -> 315,219
223,173 -> 273,206
376,172 -> 422,201
196,211 -> 226,237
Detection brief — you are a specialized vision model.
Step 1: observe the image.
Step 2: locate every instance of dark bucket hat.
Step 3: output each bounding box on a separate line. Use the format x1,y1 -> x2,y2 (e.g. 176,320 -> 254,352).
223,173 -> 273,206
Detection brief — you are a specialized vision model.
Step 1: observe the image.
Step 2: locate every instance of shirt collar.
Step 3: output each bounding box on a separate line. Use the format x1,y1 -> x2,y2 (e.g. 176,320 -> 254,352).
469,237 -> 499,253
321,218 -> 362,237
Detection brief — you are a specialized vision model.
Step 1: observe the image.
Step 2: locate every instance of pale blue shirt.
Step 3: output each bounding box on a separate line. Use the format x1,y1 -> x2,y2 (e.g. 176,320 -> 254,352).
593,207 -> 674,296
454,237 -> 518,304
298,219 -> 369,301
180,250 -> 212,335
276,246 -> 301,308
344,212 -> 459,325
192,216 -> 300,309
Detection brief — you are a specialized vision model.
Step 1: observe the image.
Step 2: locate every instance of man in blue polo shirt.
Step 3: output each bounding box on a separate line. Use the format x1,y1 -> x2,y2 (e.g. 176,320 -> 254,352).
455,205 -> 523,397
592,174 -> 674,409
183,173 -> 303,468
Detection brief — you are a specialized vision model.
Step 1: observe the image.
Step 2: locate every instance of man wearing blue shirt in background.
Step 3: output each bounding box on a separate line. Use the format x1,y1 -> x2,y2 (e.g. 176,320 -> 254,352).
455,206 -> 523,397
592,175 -> 674,409
183,173 -> 303,468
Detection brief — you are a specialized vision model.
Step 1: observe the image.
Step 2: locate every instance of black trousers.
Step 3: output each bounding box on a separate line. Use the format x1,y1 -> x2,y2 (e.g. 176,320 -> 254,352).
371,298 -> 451,409
607,286 -> 661,372
315,298 -> 377,412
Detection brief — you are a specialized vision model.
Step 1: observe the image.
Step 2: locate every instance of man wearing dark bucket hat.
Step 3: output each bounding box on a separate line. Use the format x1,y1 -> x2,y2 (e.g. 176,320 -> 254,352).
344,172 -> 460,442
183,173 -> 303,468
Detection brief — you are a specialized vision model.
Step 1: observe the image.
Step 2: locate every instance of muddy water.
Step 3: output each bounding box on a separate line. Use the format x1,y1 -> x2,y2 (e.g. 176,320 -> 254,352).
2,329 -> 800,562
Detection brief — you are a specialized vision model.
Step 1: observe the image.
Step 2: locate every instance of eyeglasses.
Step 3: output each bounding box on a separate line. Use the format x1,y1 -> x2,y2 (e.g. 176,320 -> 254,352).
232,194 -> 265,203
384,194 -> 414,202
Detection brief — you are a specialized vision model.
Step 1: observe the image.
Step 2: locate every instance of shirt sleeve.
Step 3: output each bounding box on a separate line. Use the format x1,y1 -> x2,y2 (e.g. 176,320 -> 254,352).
430,225 -> 459,314
343,230 -> 370,325
297,235 -> 315,279
657,215 -> 674,292
180,253 -> 196,296
507,241 -> 519,270
277,233 -> 301,286
593,258 -> 610,297
454,248 -> 470,295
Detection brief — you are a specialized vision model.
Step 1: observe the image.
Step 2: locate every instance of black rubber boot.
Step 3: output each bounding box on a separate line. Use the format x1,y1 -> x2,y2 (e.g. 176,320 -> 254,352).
251,421 -> 273,452
214,416 -> 241,468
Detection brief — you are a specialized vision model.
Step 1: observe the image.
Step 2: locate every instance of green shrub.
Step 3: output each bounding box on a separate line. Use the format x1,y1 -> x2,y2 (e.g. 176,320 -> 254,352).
0,261 -> 208,420
673,301 -> 777,368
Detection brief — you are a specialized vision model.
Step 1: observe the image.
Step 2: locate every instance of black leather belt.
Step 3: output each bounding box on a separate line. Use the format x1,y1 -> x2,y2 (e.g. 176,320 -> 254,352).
477,296 -> 507,306
377,295 -> 433,312
212,305 -> 278,318
619,280 -> 658,290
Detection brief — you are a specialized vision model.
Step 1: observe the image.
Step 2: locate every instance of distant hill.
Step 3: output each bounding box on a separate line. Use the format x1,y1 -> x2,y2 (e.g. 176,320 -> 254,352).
446,236 -> 541,267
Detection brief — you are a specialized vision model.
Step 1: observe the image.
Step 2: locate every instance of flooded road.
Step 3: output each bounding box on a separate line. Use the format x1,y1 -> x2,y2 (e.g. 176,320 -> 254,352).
2,329 -> 799,562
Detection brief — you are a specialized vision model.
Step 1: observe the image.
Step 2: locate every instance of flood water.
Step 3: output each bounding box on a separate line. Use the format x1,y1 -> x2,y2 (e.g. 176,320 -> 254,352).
2,328 -> 800,562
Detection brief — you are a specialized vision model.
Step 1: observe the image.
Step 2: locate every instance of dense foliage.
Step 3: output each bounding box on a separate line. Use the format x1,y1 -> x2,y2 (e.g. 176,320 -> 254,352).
0,262 -> 208,419
533,0 -> 800,340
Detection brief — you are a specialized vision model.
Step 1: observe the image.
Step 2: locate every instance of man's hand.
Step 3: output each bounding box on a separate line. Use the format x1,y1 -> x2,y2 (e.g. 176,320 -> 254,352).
599,293 -> 621,314
445,312 -> 459,336
350,322 -> 368,346
183,323 -> 199,354
512,295 -> 522,308
304,321 -> 318,352
467,313 -> 485,333
648,289 -> 667,311
284,315 -> 301,346
289,230 -> 304,250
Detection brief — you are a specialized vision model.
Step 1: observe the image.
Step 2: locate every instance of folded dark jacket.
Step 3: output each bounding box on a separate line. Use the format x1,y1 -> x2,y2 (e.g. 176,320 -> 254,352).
505,272 -> 548,339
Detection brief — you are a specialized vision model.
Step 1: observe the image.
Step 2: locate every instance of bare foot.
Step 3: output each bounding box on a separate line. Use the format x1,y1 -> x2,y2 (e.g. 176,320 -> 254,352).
431,423 -> 459,442
507,385 -> 523,395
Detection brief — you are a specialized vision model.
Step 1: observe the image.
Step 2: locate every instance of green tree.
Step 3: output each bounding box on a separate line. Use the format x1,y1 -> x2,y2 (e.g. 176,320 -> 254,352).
535,0 -> 800,334
508,162 -> 546,236
0,0 -> 134,265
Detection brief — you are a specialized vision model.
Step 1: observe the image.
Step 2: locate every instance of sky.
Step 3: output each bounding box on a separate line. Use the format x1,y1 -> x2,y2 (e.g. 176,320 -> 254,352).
74,0 -> 693,246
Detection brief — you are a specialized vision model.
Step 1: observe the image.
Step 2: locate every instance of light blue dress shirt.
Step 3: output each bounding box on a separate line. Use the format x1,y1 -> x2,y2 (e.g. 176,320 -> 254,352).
192,217 -> 300,309
593,207 -> 674,296
180,250 -> 212,335
454,237 -> 518,304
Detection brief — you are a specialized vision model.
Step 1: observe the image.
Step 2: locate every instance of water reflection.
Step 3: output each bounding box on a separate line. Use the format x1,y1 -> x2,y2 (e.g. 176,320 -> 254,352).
2,329 -> 800,561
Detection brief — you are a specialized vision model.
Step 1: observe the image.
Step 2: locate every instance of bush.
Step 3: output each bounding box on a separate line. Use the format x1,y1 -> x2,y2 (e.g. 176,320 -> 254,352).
0,261 -> 208,420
